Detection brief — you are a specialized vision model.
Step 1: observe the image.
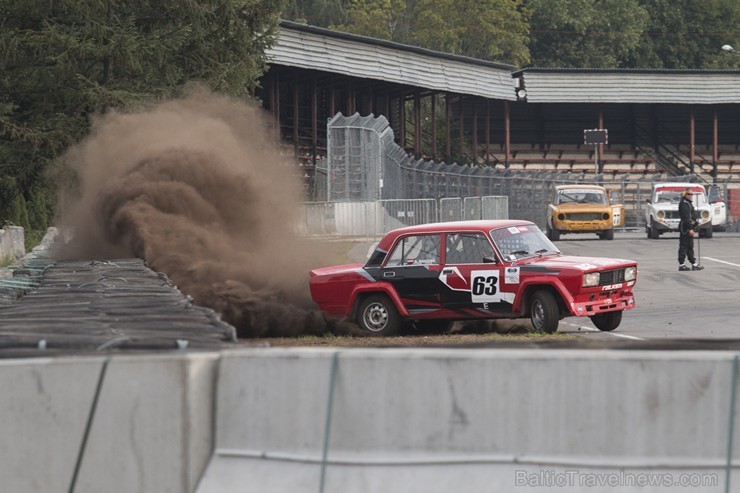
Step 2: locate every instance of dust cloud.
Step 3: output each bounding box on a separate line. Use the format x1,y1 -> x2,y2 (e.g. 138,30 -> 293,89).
57,85 -> 354,338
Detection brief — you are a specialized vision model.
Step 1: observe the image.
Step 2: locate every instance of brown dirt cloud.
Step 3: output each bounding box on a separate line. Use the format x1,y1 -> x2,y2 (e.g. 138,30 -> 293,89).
57,85 -> 354,338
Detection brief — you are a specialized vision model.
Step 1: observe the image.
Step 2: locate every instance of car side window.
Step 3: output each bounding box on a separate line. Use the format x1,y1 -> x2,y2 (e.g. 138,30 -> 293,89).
385,235 -> 440,267
445,233 -> 495,264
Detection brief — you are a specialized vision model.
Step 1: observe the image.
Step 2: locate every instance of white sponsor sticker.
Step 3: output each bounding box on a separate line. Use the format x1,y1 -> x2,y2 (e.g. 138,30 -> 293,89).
471,270 -> 503,303
612,207 -> 621,226
505,267 -> 520,284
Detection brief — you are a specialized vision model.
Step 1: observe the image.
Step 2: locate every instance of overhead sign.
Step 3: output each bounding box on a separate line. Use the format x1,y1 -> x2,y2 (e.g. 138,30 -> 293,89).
584,129 -> 608,145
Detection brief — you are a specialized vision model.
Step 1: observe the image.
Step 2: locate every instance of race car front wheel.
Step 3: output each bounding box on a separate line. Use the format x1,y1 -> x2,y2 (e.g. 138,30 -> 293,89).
358,294 -> 401,336
546,224 -> 560,241
530,290 -> 559,334
589,310 -> 622,331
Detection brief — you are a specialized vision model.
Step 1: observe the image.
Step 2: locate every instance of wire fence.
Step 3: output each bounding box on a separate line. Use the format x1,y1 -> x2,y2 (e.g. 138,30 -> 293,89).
315,113 -> 733,235
297,196 -> 510,238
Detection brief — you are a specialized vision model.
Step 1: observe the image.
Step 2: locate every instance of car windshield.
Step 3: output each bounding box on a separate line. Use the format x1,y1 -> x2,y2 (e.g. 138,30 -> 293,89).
489,225 -> 560,261
654,189 -> 706,205
654,191 -> 682,203
557,189 -> 606,204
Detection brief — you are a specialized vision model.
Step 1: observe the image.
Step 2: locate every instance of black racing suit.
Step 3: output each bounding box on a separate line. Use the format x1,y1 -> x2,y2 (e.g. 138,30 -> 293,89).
678,196 -> 696,265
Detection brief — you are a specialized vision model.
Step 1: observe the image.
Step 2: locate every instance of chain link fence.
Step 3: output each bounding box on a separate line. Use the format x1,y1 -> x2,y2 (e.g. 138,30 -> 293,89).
297,196 -> 509,237
313,113 -> 730,235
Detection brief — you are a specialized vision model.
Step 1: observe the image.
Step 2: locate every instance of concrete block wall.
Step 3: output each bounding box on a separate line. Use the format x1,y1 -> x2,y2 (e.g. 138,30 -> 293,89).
4,348 -> 740,492
0,353 -> 219,493
197,348 -> 740,493
0,225 -> 25,261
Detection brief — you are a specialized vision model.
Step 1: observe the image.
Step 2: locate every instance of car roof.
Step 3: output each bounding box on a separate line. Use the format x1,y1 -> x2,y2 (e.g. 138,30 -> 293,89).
555,184 -> 605,191
653,182 -> 705,190
377,220 -> 535,248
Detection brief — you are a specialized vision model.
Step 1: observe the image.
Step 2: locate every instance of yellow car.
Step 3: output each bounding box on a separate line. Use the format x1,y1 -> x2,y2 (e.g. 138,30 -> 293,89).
546,185 -> 625,241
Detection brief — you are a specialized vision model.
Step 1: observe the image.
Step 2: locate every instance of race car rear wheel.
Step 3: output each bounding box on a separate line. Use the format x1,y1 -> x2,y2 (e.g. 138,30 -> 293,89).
530,290 -> 559,334
358,294 -> 401,336
589,310 -> 622,331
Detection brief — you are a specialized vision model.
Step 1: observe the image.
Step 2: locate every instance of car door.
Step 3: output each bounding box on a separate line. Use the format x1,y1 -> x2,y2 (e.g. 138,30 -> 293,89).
438,232 -> 513,317
380,234 -> 443,313
607,188 -> 625,227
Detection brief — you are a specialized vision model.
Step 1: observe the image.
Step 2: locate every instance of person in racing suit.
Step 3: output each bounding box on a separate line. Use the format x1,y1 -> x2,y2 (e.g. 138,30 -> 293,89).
678,189 -> 703,271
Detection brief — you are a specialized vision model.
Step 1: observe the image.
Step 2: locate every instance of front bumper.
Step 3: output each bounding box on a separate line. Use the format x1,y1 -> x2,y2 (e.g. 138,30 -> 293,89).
652,218 -> 711,233
569,284 -> 636,317
554,219 -> 612,233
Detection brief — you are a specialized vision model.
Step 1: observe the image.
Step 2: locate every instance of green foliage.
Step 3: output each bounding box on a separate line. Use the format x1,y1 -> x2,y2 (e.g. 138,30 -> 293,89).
285,0 -> 740,68
408,0 -> 530,65
333,0 -> 406,40
332,0 -> 531,66
527,0 -> 650,67
0,0 -> 281,241
630,0 -> 740,68
281,0 -> 348,26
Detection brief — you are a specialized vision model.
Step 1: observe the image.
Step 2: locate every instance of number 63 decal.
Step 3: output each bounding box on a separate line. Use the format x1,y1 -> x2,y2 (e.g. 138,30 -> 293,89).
471,270 -> 503,303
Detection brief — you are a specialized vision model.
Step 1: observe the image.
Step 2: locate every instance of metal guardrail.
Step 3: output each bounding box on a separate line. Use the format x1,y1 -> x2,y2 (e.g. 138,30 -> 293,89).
297,196 -> 509,237
317,113 -> 734,236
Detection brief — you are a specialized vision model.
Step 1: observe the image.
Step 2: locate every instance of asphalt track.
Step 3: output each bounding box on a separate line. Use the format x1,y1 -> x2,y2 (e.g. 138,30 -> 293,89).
554,230 -> 740,341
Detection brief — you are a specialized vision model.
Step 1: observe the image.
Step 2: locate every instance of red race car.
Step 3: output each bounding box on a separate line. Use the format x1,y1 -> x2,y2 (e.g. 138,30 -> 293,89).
309,220 -> 637,335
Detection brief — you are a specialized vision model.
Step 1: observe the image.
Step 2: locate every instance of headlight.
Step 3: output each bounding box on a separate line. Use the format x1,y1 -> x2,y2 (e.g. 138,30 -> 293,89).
602,212 -> 610,221
657,211 -> 665,219
624,266 -> 636,281
701,210 -> 709,220
582,272 -> 600,287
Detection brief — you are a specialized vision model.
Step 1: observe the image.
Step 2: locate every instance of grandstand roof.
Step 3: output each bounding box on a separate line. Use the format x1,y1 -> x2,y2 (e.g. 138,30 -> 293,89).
513,68 -> 740,104
267,20 -> 518,101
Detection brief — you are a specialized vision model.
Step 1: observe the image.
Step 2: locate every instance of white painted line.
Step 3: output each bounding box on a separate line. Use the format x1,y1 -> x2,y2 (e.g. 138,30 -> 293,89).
562,322 -> 646,341
703,257 -> 740,268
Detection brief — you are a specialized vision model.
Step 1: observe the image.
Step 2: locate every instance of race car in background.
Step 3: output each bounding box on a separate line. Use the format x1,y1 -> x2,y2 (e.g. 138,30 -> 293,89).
310,220 -> 637,335
546,184 -> 624,241
644,182 -> 713,239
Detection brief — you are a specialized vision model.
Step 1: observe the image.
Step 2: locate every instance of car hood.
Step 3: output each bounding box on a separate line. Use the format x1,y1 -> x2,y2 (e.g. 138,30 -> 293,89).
519,254 -> 634,271
651,202 -> 710,212
552,203 -> 610,211
649,202 -> 679,211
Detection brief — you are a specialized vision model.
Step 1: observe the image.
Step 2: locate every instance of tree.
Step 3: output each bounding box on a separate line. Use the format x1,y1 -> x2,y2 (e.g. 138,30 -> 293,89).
332,0 -> 406,40
0,0 -> 281,242
527,0 -> 650,67
629,0 -> 740,68
333,0 -> 530,66
282,0 -> 349,27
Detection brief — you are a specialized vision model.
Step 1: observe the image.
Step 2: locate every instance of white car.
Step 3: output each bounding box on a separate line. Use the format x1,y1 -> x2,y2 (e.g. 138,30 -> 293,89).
645,182 -> 713,239
707,185 -> 728,232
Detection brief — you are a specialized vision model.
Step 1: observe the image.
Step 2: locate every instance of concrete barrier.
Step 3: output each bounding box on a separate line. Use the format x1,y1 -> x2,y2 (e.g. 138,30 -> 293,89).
197,348 -> 740,493
0,353 -> 219,493
0,225 -> 25,261
4,348 -> 740,492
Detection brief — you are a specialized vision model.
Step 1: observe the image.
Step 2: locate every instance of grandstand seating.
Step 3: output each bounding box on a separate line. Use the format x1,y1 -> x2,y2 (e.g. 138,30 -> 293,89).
478,143 -> 661,178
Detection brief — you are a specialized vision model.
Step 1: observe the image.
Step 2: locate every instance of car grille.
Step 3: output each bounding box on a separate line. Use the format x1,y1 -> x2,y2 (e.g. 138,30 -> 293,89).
599,268 -> 626,286
565,213 -> 602,221
662,210 -> 680,219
